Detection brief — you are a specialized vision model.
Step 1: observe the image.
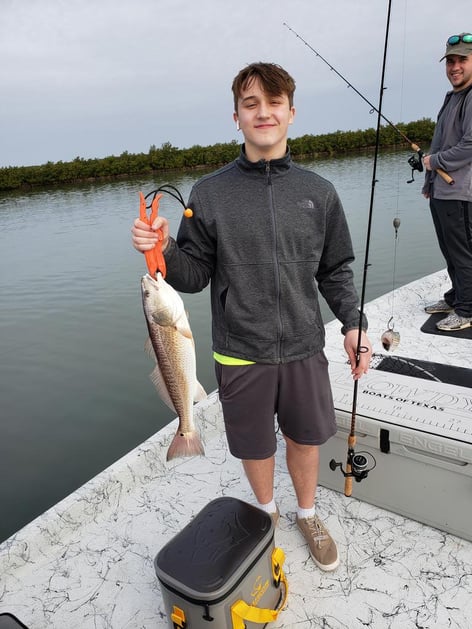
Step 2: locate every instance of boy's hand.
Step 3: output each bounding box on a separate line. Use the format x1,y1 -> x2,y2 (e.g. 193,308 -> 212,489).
344,329 -> 372,380
131,216 -> 169,253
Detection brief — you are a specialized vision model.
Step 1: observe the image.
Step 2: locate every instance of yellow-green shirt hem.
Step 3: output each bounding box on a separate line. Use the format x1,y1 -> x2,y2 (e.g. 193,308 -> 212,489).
213,352 -> 255,366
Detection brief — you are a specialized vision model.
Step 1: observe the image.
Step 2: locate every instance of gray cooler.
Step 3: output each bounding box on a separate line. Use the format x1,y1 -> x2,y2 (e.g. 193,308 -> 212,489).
154,497 -> 288,628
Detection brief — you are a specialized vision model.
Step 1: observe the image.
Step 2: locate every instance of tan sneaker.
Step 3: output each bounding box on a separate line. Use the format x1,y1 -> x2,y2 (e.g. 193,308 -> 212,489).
296,514 -> 339,571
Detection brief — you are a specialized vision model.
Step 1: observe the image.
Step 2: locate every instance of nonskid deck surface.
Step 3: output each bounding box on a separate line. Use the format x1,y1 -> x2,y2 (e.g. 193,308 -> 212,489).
0,270 -> 471,628
0,390 -> 471,628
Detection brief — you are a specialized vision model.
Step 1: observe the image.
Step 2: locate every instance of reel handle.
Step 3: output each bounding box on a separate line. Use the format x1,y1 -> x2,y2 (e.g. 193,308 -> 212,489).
344,435 -> 356,497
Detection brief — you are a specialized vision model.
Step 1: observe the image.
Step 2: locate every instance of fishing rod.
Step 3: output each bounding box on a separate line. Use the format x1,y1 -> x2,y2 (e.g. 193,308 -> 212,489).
283,22 -> 454,186
294,5 -> 400,496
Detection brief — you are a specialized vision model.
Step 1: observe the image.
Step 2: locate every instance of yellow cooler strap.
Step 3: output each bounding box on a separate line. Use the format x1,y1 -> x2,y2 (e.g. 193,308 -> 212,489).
230,548 -> 289,629
271,547 -> 285,586
170,605 -> 187,628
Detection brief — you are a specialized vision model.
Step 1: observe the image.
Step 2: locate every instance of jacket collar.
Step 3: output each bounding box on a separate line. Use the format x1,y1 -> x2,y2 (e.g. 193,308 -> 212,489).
236,144 -> 292,175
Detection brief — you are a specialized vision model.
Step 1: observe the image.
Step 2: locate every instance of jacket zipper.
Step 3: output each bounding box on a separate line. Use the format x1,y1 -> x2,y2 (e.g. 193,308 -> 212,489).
266,161 -> 283,362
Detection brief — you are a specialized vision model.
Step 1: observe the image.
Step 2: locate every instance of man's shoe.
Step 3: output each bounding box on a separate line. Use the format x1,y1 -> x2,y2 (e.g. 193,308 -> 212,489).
424,299 -> 453,314
270,507 -> 280,528
296,514 -> 339,571
436,312 -> 472,331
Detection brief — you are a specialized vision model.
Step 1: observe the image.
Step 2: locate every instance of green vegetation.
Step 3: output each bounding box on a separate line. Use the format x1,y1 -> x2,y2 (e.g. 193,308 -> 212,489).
0,118 -> 435,192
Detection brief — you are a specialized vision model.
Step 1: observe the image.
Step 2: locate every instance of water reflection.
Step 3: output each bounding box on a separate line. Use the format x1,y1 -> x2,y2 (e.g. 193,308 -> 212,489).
0,152 -> 442,541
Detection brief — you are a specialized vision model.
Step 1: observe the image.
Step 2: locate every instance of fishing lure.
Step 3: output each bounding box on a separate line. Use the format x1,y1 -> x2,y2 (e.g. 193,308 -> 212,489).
381,318 -> 400,352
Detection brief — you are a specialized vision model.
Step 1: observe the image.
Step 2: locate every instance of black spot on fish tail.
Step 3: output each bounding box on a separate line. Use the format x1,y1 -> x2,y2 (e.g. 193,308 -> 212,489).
166,430 -> 205,461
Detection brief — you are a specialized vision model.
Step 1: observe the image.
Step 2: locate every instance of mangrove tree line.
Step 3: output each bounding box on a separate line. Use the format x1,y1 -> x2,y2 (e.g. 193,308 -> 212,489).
0,118 -> 435,192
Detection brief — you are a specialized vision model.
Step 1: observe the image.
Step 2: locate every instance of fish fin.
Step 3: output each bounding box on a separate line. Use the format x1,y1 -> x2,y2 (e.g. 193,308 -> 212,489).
194,381 -> 207,403
144,337 -> 155,360
150,365 -> 177,412
166,430 -> 205,461
175,323 -> 193,340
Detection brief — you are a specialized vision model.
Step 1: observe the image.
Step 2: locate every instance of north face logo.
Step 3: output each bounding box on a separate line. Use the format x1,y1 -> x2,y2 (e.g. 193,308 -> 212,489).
297,199 -> 315,209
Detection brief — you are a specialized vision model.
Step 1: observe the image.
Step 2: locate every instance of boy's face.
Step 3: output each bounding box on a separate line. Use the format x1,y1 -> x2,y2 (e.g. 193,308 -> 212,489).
233,77 -> 295,162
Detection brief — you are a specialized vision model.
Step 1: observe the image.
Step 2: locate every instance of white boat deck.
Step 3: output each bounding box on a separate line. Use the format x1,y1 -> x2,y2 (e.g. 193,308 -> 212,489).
0,270 -> 471,629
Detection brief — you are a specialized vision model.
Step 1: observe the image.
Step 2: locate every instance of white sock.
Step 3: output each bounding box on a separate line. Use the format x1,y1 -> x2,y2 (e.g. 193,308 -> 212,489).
256,499 -> 277,514
297,505 -> 316,519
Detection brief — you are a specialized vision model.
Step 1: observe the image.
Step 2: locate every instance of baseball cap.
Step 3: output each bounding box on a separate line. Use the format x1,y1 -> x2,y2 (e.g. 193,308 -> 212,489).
440,33 -> 472,61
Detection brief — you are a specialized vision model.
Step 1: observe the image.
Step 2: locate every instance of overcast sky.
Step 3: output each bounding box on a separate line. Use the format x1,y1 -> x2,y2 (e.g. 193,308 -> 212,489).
1,0 -> 470,167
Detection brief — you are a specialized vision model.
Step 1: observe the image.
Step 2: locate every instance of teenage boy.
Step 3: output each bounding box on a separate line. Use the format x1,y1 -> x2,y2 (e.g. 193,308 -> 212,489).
132,62 -> 372,571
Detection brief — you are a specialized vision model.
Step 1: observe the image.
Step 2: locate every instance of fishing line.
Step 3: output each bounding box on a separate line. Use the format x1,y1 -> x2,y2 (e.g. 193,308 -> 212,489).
391,217 -> 401,312
283,22 -> 454,186
380,216 -> 401,352
382,0 -> 407,350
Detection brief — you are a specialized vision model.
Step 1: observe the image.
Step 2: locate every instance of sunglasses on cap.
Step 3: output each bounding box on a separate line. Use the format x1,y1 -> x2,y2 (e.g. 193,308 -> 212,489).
447,34 -> 472,45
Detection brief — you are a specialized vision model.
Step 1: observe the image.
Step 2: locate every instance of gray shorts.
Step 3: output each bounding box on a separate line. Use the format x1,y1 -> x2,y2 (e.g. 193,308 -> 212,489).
215,352 -> 337,460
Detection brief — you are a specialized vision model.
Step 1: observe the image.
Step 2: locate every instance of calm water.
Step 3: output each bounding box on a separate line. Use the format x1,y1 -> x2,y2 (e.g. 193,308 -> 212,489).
0,151 -> 443,542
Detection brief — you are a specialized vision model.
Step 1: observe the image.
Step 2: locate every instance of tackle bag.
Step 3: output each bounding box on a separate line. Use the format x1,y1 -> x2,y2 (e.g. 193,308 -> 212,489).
154,496 -> 288,628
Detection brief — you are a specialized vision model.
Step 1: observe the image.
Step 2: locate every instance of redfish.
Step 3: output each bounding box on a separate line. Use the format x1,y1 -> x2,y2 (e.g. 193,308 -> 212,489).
141,273 -> 206,461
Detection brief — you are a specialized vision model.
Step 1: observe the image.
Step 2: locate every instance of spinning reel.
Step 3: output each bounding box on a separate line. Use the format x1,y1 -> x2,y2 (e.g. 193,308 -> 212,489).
329,449 -> 376,483
406,149 -> 424,183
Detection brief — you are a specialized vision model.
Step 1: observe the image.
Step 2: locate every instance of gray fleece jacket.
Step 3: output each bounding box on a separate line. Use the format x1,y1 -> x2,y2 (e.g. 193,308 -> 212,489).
164,147 -> 365,364
423,85 -> 472,200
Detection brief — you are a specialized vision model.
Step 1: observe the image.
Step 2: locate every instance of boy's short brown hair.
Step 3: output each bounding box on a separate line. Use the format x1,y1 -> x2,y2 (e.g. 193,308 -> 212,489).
231,62 -> 296,111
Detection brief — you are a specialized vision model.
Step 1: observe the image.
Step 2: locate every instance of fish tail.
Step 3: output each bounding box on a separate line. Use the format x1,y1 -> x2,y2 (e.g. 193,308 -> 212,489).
166,430 -> 205,461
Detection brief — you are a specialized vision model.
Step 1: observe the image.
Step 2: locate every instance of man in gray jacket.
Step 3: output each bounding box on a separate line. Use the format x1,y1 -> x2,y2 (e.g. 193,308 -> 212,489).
132,62 -> 371,571
423,33 -> 472,330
